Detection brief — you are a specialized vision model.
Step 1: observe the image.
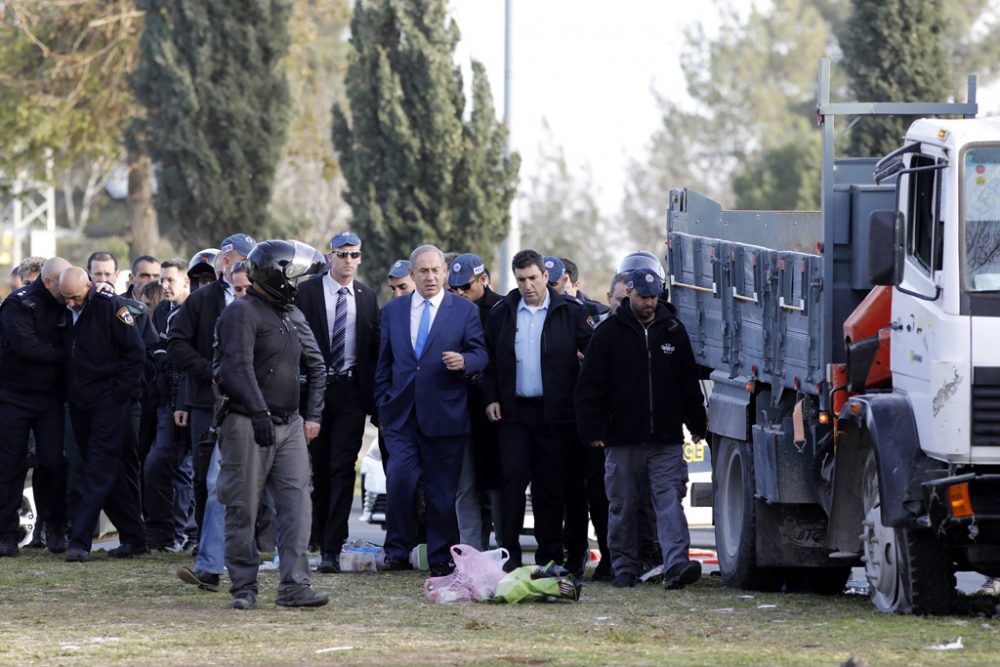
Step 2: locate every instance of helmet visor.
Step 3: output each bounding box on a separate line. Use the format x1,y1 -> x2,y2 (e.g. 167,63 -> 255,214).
282,240 -> 328,285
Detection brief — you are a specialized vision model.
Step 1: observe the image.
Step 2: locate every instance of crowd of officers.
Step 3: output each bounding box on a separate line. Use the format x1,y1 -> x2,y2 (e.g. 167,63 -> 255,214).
0,231 -> 708,609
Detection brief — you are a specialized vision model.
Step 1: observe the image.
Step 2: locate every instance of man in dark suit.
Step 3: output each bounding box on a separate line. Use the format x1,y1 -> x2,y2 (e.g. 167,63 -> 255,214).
294,231 -> 379,573
375,245 -> 488,576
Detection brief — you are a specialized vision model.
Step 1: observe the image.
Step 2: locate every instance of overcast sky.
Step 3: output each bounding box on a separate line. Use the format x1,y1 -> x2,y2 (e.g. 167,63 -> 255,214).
449,1 -> 998,221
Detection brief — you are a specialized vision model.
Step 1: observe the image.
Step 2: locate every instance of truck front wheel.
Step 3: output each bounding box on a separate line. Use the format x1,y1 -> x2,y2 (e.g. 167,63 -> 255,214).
861,449 -> 954,614
714,436 -> 781,591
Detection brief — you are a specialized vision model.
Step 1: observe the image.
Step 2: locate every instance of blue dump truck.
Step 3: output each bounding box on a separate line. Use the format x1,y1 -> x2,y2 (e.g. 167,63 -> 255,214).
667,59 -> 1000,614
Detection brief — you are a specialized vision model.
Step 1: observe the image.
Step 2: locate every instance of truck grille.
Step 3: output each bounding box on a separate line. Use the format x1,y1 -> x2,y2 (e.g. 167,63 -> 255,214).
973,367 -> 1000,446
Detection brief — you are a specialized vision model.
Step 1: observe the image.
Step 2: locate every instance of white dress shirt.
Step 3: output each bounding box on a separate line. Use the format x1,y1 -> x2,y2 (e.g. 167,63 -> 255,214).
409,288 -> 445,350
323,272 -> 357,370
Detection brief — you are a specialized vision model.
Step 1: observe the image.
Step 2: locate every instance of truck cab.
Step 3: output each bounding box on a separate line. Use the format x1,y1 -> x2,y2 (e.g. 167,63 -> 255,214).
667,60 -> 1000,614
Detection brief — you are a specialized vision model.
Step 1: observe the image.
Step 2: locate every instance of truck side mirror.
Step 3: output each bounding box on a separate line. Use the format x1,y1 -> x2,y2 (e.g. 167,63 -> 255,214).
868,210 -> 905,286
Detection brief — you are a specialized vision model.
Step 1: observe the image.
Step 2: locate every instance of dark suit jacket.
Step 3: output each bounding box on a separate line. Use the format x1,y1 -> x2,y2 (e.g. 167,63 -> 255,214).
375,290 -> 487,438
294,273 -> 379,415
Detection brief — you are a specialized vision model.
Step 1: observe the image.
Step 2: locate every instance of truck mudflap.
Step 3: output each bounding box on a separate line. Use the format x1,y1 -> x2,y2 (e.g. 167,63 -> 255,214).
828,392 -> 948,553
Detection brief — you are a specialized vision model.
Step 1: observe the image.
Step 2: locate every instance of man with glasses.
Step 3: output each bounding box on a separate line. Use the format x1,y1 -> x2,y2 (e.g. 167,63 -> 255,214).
448,254 -> 503,550
295,232 -> 380,573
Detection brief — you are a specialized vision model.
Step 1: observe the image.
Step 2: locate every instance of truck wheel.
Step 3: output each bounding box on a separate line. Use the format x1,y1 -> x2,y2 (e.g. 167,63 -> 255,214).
861,449 -> 954,614
714,437 -> 781,591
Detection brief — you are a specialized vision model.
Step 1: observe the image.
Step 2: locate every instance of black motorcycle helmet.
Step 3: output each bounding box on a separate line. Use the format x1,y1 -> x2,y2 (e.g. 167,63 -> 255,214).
246,240 -> 327,304
187,248 -> 219,288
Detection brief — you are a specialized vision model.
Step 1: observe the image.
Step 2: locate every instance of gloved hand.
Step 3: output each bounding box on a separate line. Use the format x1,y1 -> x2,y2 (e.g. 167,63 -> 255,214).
252,412 -> 275,448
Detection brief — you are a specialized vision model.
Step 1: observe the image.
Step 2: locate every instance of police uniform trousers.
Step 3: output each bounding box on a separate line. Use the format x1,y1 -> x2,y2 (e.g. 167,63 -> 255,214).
497,397 -> 573,571
217,412 -> 312,598
68,394 -> 147,551
143,406 -> 194,548
188,406 -> 215,532
383,409 -> 465,567
563,442 -> 610,572
0,391 -> 66,543
604,441 -> 690,577
309,372 -> 367,557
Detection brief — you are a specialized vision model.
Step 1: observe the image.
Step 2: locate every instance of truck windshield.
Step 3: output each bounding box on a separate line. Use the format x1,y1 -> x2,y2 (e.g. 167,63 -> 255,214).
964,146 -> 1000,291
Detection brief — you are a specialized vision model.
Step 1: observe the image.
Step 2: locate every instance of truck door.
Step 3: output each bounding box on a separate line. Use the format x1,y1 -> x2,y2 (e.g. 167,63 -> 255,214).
891,148 -> 970,461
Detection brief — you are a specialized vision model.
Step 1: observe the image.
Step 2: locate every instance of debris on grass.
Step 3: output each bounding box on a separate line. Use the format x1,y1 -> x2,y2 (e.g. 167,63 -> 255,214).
925,637 -> 963,651
315,646 -> 353,654
757,604 -> 777,609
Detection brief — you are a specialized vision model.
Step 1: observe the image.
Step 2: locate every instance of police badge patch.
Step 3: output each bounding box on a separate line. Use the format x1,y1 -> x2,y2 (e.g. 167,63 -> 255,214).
116,306 -> 135,326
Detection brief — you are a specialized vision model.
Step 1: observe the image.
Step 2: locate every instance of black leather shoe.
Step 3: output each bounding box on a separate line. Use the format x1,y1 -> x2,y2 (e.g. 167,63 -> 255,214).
0,541 -> 18,557
107,543 -> 149,559
177,567 -> 221,592
229,592 -> 257,610
45,526 -> 67,554
65,547 -> 91,562
429,560 -> 455,577
275,587 -> 329,608
663,560 -> 702,590
317,554 -> 341,573
591,562 -> 613,582
382,556 -> 413,571
612,572 -> 638,588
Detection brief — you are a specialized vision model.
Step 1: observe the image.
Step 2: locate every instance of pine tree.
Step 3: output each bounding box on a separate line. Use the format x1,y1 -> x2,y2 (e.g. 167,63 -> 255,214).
841,0 -> 953,157
131,0 -> 293,249
332,0 -> 519,279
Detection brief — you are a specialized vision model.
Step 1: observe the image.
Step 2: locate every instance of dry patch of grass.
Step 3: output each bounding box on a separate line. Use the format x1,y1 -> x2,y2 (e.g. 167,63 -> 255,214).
0,549 -> 998,666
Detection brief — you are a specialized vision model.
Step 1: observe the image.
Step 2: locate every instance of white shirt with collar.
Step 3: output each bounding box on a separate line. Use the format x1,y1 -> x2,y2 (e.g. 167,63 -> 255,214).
323,271 -> 357,370
220,274 -> 235,306
409,288 -> 445,350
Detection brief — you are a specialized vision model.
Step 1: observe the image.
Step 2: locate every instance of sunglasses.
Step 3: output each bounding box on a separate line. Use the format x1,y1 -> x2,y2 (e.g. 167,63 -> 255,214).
333,250 -> 362,259
451,282 -> 473,292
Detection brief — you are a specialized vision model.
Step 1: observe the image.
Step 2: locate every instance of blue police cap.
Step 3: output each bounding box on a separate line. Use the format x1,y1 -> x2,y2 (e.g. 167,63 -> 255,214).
387,259 -> 410,279
448,253 -> 486,287
543,256 -> 565,285
329,231 -> 362,249
219,234 -> 256,257
627,268 -> 663,297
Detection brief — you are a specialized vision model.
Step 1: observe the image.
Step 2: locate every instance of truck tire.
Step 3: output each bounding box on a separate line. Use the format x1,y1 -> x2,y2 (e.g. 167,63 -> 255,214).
714,436 -> 782,591
861,449 -> 954,614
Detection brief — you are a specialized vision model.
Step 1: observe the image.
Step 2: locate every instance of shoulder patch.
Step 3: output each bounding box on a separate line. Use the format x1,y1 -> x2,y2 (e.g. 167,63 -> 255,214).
96,288 -> 115,299
116,306 -> 135,326
586,315 -> 594,328
126,301 -> 146,316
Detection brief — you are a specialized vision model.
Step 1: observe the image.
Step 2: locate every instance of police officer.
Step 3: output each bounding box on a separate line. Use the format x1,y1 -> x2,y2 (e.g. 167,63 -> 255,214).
170,235 -> 253,591
575,267 -> 707,589
448,253 -> 503,550
214,240 -> 328,609
386,259 -> 414,298
483,250 -> 593,571
60,267 -> 148,562
144,258 -> 194,551
0,257 -> 71,557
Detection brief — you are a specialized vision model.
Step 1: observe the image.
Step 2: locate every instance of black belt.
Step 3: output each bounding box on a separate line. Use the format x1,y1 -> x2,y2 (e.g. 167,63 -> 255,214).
515,396 -> 544,407
327,367 -> 355,381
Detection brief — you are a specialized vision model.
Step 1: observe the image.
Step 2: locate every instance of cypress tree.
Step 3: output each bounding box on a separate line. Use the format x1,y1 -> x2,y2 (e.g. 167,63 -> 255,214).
841,0 -> 952,157
131,0 -> 292,249
332,0 -> 519,278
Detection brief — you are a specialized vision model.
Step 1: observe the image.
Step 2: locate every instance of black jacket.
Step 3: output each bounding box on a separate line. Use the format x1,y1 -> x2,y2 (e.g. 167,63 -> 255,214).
64,287 -> 146,410
483,287 -> 592,425
575,299 -> 706,447
469,286 -> 503,488
293,274 -> 379,415
213,289 -> 325,421
166,280 -> 228,409
0,279 -> 66,397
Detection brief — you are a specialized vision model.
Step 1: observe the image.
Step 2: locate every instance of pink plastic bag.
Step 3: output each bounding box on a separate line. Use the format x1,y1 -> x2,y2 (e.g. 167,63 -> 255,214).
423,544 -> 509,603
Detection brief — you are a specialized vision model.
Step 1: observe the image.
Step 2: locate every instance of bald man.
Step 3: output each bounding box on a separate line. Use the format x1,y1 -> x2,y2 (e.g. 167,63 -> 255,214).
60,267 -> 148,562
0,257 -> 71,557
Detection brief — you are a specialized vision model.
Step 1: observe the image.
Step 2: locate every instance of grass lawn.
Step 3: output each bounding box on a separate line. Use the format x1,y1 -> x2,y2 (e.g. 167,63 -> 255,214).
0,548 -> 997,666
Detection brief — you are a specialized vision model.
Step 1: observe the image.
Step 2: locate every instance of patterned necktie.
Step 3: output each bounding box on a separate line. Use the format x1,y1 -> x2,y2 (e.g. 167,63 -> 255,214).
414,299 -> 431,358
330,287 -> 348,371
